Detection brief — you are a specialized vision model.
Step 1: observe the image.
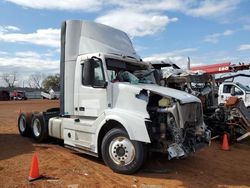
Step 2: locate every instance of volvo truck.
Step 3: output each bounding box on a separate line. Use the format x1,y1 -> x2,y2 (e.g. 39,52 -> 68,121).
17,20 -> 211,174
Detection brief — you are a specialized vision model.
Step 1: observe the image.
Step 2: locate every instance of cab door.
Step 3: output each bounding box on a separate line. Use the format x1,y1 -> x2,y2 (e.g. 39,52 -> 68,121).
75,57 -> 108,117
72,56 -> 108,149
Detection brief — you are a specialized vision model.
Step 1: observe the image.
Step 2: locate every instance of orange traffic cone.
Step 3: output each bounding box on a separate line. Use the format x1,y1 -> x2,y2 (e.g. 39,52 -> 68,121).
221,133 -> 230,151
28,153 -> 40,181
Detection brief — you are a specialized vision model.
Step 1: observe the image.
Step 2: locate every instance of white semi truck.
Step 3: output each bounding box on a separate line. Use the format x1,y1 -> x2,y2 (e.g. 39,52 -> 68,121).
17,20 -> 211,174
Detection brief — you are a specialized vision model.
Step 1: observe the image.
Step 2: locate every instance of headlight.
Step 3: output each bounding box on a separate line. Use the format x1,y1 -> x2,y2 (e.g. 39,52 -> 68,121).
158,97 -> 173,107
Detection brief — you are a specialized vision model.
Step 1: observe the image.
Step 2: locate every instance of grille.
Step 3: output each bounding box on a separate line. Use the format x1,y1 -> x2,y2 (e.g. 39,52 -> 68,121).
180,102 -> 203,127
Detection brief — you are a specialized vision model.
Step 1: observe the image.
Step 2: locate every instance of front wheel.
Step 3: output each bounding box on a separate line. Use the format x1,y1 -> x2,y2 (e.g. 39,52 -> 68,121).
101,128 -> 146,174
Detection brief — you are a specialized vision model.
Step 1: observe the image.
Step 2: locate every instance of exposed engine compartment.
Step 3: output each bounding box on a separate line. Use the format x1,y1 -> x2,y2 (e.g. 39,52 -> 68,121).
138,91 -> 211,159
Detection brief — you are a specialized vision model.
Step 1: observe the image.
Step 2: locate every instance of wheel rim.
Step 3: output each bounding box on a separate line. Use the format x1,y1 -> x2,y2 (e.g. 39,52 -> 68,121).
109,136 -> 135,166
19,117 -> 26,132
33,119 -> 41,137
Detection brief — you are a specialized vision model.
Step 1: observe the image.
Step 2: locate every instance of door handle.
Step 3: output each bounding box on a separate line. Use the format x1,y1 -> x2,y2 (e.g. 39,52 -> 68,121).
79,107 -> 85,111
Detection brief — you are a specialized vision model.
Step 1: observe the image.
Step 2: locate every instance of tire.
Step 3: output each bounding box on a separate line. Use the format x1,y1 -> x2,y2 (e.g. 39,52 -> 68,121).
18,113 -> 31,137
101,128 -> 146,174
31,113 -> 48,142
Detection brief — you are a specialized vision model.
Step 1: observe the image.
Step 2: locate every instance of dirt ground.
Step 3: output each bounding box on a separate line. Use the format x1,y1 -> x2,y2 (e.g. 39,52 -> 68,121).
0,100 -> 250,188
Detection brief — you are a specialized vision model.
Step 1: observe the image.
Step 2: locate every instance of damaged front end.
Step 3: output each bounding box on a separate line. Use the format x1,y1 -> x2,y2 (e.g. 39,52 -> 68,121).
143,91 -> 211,159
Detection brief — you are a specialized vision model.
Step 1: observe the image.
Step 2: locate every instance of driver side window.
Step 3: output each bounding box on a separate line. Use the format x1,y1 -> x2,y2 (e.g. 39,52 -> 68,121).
82,58 -> 106,87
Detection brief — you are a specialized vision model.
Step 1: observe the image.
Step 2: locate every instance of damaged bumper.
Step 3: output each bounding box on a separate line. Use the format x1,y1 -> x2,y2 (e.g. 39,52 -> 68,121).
167,127 -> 211,159
144,91 -> 211,160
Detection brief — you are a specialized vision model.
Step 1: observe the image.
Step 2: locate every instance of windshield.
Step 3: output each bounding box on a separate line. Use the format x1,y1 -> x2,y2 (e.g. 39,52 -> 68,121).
236,82 -> 250,92
106,58 -> 155,84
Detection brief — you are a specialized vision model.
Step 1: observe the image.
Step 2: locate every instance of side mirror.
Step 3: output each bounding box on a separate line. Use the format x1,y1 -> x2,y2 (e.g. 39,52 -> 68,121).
83,59 -> 95,86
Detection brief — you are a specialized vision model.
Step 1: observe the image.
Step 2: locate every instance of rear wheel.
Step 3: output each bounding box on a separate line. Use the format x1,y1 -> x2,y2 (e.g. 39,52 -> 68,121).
18,113 -> 31,137
101,128 -> 146,174
31,113 -> 48,142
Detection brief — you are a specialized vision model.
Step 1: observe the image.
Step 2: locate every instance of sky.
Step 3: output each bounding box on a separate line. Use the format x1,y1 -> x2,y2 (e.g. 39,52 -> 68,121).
0,0 -> 250,87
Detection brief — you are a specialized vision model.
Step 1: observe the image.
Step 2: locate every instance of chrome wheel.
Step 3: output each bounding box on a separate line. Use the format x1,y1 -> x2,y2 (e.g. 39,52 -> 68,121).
109,136 -> 135,166
33,118 -> 41,137
102,128 -> 146,174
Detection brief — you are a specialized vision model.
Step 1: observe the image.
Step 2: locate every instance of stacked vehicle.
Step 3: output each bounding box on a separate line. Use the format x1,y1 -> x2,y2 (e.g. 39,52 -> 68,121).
148,60 -> 250,142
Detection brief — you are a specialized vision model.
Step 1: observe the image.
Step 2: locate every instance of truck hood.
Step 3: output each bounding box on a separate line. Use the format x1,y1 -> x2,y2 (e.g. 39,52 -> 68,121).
118,83 -> 201,104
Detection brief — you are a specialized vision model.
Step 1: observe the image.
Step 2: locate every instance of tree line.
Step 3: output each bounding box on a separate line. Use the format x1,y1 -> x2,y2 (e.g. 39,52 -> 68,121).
0,72 -> 60,91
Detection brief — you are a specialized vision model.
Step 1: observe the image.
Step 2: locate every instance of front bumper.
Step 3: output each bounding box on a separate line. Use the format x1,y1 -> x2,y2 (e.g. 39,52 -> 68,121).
167,128 -> 211,160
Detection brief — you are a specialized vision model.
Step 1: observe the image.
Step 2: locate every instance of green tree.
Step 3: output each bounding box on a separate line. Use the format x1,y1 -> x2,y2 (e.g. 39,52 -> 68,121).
42,74 -> 60,91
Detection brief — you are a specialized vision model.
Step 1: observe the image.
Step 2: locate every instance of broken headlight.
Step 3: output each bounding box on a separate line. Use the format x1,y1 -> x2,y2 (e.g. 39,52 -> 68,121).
158,97 -> 173,107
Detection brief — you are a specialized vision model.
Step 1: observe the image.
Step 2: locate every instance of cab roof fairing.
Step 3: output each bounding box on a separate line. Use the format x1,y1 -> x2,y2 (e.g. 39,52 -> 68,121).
64,20 -> 141,62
